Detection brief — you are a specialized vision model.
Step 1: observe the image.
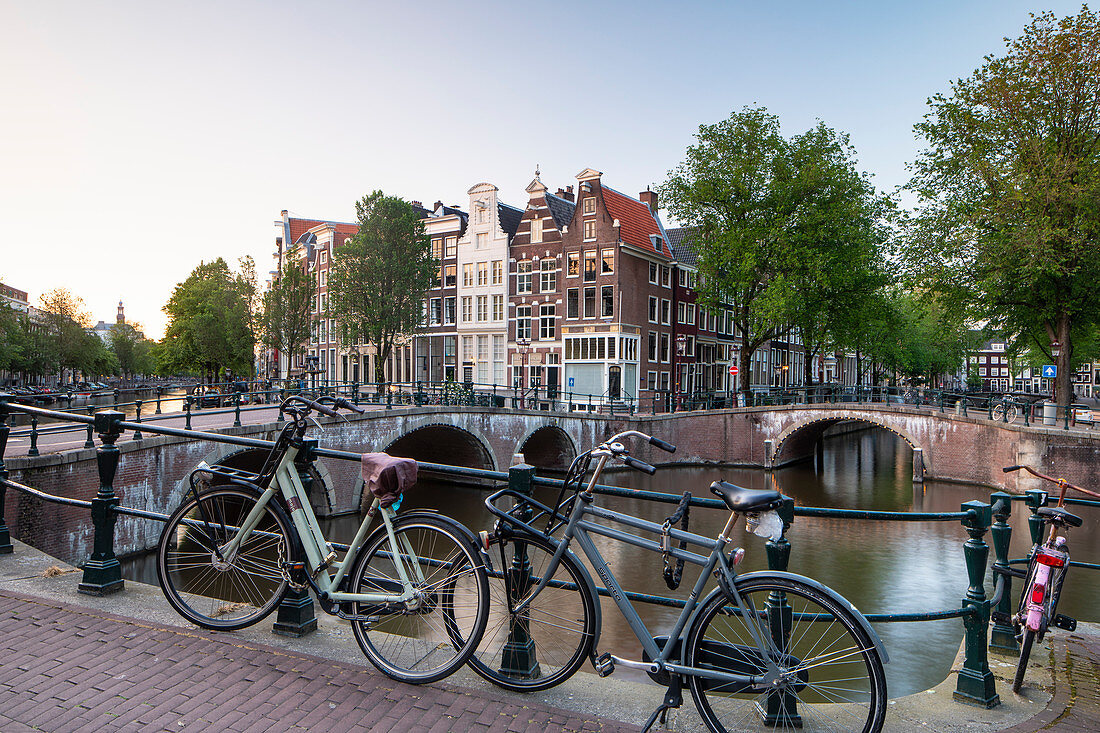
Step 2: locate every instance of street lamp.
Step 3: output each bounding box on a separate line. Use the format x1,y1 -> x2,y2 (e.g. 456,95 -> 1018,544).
1051,340 -> 1062,359
516,337 -> 531,403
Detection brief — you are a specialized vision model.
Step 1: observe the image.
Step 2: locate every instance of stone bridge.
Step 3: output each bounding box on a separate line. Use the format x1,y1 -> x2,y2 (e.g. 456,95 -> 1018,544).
7,404 -> 1100,565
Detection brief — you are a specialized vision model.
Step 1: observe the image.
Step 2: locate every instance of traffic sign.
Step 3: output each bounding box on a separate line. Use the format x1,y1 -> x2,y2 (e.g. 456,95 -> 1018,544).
568,376 -> 575,387
1042,365 -> 1057,378
728,365 -> 739,376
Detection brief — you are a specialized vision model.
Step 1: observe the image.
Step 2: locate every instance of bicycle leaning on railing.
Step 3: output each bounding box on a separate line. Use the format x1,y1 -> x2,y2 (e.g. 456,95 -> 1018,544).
996,464 -> 1100,693
155,394 -> 490,683
470,429 -> 889,733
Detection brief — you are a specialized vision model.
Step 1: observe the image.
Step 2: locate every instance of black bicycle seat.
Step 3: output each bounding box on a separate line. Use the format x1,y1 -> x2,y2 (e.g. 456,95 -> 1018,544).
1037,506 -> 1083,528
710,481 -> 783,513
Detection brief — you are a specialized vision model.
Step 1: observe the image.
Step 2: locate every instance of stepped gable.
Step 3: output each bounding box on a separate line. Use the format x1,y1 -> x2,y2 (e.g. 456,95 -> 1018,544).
545,192 -> 576,230
602,186 -> 668,256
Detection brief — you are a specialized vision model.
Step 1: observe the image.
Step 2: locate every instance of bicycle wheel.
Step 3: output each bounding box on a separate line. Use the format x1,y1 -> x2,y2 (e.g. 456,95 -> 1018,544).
992,404 -> 1005,421
466,532 -> 596,691
686,575 -> 887,733
1012,627 -> 1035,693
157,486 -> 294,630
349,514 -> 489,684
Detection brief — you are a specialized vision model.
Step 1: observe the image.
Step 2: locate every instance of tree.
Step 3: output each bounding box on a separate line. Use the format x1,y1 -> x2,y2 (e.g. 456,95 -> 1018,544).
327,191 -> 434,383
0,303 -> 25,378
38,288 -> 91,382
161,259 -> 256,383
109,322 -> 156,381
659,108 -> 889,397
903,7 -> 1100,406
261,259 -> 316,379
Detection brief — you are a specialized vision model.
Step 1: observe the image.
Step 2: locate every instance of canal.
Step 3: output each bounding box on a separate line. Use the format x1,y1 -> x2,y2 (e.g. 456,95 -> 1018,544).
122,426 -> 1100,698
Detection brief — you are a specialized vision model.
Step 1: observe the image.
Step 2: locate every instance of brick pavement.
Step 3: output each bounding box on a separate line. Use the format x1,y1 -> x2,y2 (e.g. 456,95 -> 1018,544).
997,629 -> 1100,732
0,591 -> 638,733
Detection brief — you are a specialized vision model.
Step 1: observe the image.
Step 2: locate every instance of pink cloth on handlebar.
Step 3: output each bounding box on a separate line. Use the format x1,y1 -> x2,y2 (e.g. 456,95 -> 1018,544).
361,452 -> 417,508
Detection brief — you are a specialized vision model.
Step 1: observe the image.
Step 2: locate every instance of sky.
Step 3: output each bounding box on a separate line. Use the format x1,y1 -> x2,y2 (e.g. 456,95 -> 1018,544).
0,0 -> 1089,339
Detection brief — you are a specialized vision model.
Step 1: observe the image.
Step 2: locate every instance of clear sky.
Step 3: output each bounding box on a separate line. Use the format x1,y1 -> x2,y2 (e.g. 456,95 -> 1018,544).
0,1 -> 1088,339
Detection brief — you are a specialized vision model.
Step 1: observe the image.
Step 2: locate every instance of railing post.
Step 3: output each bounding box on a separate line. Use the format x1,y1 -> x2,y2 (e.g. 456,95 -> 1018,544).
351,381 -> 359,406
233,393 -> 242,427
154,386 -> 163,415
954,500 -> 999,708
0,399 -> 14,553
184,398 -> 193,430
273,438 -> 318,636
1024,489 -> 1048,545
988,492 -> 1018,652
28,416 -> 39,457
415,381 -> 424,407
763,496 -> 799,726
132,400 -> 144,441
79,410 -> 126,596
498,461 -> 541,679
84,405 -> 95,449
386,383 -> 393,410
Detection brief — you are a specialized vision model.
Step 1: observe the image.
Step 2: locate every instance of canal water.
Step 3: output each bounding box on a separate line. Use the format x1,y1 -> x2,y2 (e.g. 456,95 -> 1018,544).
123,427 -> 1100,698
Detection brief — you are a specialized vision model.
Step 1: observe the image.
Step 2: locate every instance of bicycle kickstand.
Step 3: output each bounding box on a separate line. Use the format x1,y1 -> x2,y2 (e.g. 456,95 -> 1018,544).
641,676 -> 683,733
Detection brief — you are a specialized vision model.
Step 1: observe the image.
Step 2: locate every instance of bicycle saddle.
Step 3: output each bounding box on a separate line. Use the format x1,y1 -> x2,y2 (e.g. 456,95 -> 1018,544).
710,481 -> 783,513
1037,506 -> 1083,528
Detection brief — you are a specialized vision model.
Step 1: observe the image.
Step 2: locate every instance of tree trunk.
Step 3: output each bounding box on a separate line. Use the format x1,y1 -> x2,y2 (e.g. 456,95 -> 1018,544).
1052,313 -> 1072,407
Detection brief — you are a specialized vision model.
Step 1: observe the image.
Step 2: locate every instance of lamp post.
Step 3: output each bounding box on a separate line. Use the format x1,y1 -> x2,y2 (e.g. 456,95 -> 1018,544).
1050,339 -> 1062,403
517,336 -> 531,404
675,334 -> 687,408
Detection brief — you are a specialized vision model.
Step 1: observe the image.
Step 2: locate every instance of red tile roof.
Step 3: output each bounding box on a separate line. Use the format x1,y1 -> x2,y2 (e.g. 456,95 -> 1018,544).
287,218 -> 358,247
601,187 -> 667,257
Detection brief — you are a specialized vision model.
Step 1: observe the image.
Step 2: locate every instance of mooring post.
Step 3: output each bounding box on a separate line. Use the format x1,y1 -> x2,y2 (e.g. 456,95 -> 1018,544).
79,410 -> 126,596
273,438 -> 319,637
988,492 -> 1018,652
498,461 -> 541,680
0,398 -> 14,554
954,500 -> 1000,708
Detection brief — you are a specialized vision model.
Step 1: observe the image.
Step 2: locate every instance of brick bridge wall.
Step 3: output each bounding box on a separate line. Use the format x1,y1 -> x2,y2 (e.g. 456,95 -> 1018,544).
5,405 -> 1100,564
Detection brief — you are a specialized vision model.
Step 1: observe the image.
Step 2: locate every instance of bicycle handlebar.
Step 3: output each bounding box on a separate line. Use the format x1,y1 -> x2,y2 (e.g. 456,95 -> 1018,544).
623,456 -> 657,475
1003,465 -> 1100,500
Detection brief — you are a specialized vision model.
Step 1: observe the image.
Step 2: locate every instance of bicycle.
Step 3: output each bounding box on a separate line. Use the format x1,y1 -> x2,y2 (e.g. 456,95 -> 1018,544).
991,396 -> 1020,423
998,465 -> 1099,693
469,430 -> 889,732
155,394 -> 490,683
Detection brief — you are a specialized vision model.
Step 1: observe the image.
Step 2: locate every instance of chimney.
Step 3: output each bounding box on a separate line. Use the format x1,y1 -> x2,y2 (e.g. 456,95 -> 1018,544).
411,200 -> 423,209
280,209 -> 288,217
563,185 -> 574,202
433,200 -> 444,211
640,187 -> 658,213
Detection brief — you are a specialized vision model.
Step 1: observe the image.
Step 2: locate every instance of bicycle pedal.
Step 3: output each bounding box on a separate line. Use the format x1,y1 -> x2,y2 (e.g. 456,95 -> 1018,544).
1053,614 -> 1077,631
595,652 -> 615,677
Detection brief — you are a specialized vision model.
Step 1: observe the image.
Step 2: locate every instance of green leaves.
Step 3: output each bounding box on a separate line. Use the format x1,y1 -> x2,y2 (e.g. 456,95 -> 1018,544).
261,259 -> 316,375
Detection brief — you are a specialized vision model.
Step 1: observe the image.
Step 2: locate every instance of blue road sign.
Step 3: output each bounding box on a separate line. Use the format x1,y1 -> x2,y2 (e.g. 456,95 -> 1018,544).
1042,365 -> 1057,378
568,376 -> 575,387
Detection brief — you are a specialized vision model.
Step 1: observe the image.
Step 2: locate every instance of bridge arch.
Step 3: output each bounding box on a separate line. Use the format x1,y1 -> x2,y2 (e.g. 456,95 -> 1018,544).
382,423 -> 496,472
770,412 -> 923,479
516,425 -> 577,470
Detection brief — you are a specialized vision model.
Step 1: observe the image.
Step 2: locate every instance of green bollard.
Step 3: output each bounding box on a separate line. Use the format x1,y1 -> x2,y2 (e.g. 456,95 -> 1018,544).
498,462 -> 541,680
1024,489 -> 1048,546
763,497 -> 800,726
85,405 -> 95,449
184,398 -> 193,430
0,399 -> 14,553
155,386 -> 163,414
233,393 -> 242,427
79,411 -> 126,596
28,416 -> 39,456
988,492 -> 1018,653
132,400 -> 143,441
954,500 -> 1000,708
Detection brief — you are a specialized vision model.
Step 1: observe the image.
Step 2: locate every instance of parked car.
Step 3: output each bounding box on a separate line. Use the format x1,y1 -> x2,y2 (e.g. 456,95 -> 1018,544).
1071,404 -> 1094,424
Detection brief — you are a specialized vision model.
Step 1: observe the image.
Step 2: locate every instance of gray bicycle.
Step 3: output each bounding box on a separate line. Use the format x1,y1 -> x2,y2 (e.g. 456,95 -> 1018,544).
470,429 -> 888,732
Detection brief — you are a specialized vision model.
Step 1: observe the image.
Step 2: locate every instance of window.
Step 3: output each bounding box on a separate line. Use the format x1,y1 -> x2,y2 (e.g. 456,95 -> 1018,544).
649,262 -> 658,284
492,260 -> 503,284
661,266 -> 671,287
660,372 -> 670,390
647,370 -> 657,388
319,249 -> 327,265
477,335 -> 489,381
444,264 -> 456,288
583,250 -> 597,282
583,287 -> 596,318
540,304 -> 556,340
461,296 -> 472,323
601,249 -> 614,274
530,217 -> 543,243
567,252 -> 579,277
601,285 -> 613,318
677,302 -> 686,324
463,263 -> 474,287
516,306 -> 532,340
567,289 -> 579,318
687,303 -> 695,325
648,332 -> 658,361
432,266 -> 442,289
540,259 -> 556,292
445,236 -> 457,257
444,297 -> 456,324
661,299 -> 670,325
648,296 -> 658,323
660,333 -> 670,362
432,238 -> 443,260
685,335 -> 695,356
476,232 -> 487,250
476,295 -> 488,322
477,207 -> 487,224
583,197 -> 596,215
492,294 -> 504,321
320,294 -> 327,313
477,261 -> 488,286
430,298 -> 442,326
583,220 -> 596,240
517,260 -> 532,293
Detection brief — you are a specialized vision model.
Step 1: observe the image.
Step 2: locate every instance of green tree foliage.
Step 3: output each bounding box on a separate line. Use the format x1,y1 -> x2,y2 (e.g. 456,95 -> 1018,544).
109,322 -> 156,380
327,192 -> 434,382
903,7 -> 1100,405
161,258 -> 256,383
38,288 -> 92,382
859,290 -> 974,386
659,108 -> 890,395
0,303 -> 25,376
261,259 -> 316,378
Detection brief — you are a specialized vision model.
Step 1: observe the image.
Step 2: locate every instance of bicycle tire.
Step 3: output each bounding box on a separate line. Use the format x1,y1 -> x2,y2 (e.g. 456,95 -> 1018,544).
686,575 -> 887,733
465,532 -> 597,691
349,514 -> 489,684
1012,628 -> 1035,693
157,486 -> 295,631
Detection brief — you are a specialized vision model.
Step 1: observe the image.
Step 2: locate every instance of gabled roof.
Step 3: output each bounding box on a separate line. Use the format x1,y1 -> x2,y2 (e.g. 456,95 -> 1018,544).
665,226 -> 700,267
545,192 -> 575,230
602,186 -> 668,257
498,202 -> 523,238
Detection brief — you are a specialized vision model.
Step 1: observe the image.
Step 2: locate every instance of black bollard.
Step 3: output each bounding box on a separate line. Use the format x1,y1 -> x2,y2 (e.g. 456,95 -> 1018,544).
0,399 -> 13,553
132,400 -> 143,441
78,411 -> 126,596
954,500 -> 999,708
